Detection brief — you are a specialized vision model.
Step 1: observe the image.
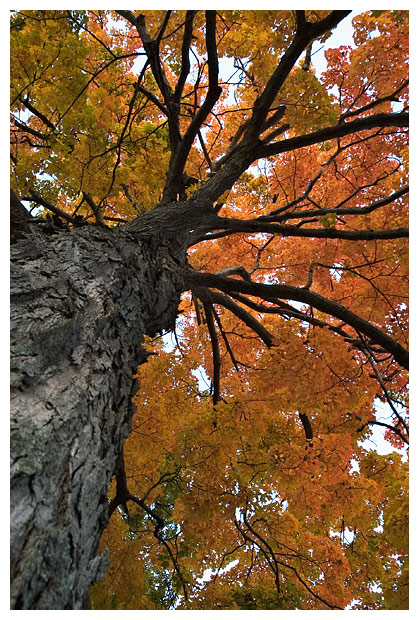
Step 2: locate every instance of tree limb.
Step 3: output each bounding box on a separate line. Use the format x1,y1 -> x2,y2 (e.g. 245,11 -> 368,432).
201,298 -> 222,405
163,11 -> 222,200
202,289 -> 275,348
28,189 -> 79,225
194,112 -> 408,206
19,96 -> 56,130
243,11 -> 351,141
185,269 -> 409,369
257,112 -> 409,159
260,185 -> 409,223
339,79 -> 408,122
173,11 -> 196,105
199,216 -> 408,241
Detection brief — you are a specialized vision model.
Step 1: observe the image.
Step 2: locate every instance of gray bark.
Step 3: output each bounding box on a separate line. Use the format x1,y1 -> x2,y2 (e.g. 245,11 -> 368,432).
10,209 -> 185,609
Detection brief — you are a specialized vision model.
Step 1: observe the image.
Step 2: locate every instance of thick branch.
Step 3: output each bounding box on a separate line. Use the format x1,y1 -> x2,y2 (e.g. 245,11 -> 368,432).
173,11 -> 196,104
19,96 -> 56,130
14,118 -> 48,141
82,192 -> 106,226
185,269 -> 409,369
117,11 -> 174,102
203,289 -> 275,348
211,306 -> 241,371
244,11 -> 351,140
199,216 -> 408,241
28,189 -> 78,225
257,112 -> 409,159
298,412 -> 314,446
260,185 -> 409,223
117,10 -> 180,154
194,112 -> 408,207
136,83 -> 168,116
201,299 -> 221,405
195,12 -> 352,201
163,11 -> 222,200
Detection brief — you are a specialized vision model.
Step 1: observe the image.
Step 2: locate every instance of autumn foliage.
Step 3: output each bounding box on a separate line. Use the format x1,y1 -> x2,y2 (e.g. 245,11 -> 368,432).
11,10 -> 408,610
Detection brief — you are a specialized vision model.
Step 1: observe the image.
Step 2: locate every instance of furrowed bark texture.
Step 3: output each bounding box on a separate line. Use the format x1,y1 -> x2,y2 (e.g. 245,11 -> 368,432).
10,220 -> 184,609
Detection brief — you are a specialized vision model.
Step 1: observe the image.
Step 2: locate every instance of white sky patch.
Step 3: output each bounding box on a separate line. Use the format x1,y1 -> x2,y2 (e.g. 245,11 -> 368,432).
349,458 -> 360,474
363,399 -> 409,460
311,12 -> 357,79
191,366 -> 211,393
161,330 -> 179,352
198,559 -> 239,586
329,525 -> 355,546
330,264 -> 343,282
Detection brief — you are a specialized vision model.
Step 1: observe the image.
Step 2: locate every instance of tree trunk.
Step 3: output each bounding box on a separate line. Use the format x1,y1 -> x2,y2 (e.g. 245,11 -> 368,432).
10,209 -> 185,609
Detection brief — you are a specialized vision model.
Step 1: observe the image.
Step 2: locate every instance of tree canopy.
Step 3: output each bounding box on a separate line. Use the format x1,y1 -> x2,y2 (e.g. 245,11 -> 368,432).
10,9 -> 408,610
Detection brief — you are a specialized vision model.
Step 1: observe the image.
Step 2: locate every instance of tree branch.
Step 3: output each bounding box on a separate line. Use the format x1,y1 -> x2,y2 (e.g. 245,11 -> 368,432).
357,420 -> 409,445
260,185 -> 409,223
82,192 -> 106,226
27,189 -> 78,225
236,511 -> 343,609
339,79 -> 408,122
210,305 -> 241,371
185,269 -> 409,369
201,298 -> 222,405
243,11 -> 351,141
199,216 -> 408,241
188,13 -> 358,206
19,96 -> 56,130
108,452 -> 190,599
173,11 -> 196,105
298,412 -> 314,446
257,112 -> 409,159
13,118 -> 48,141
194,112 -> 408,207
163,11 -> 222,200
202,289 -> 275,348
117,10 -> 181,155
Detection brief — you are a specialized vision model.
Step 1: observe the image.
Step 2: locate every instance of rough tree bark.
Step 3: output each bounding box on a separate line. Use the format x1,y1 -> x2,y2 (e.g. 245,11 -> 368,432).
10,194 -> 189,609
